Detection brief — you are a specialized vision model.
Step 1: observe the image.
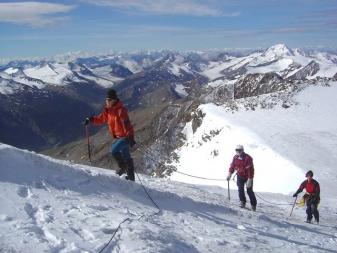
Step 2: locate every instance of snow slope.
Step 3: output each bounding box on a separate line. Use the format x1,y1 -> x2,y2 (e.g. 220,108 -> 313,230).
170,82 -> 337,198
1,144 -> 337,253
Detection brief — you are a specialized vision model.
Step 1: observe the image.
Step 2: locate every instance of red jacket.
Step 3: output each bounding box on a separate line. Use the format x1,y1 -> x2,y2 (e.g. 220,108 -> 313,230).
91,101 -> 134,138
229,153 -> 254,179
297,179 -> 320,198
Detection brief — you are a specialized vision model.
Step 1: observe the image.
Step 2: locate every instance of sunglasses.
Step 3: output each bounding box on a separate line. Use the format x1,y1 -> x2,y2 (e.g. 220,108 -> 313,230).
105,98 -> 115,101
235,149 -> 243,152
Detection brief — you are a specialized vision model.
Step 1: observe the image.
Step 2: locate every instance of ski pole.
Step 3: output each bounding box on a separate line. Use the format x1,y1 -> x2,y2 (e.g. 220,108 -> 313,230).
227,180 -> 230,201
289,196 -> 297,217
85,124 -> 92,163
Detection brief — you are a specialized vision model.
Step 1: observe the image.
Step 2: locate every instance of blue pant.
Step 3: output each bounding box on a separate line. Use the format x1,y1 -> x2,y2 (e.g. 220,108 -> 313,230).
111,138 -> 131,161
237,176 -> 257,206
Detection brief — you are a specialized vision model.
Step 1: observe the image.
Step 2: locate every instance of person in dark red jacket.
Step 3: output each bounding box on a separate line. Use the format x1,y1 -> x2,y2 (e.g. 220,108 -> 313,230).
85,89 -> 136,181
293,170 -> 320,223
227,145 -> 257,210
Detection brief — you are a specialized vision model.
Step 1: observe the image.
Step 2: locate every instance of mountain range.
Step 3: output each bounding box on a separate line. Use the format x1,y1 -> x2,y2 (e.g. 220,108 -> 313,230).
1,44 -> 337,178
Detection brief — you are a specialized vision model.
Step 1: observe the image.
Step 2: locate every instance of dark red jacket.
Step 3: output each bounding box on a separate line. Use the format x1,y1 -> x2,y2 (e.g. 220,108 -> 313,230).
296,179 -> 320,199
229,153 -> 254,179
91,101 -> 134,138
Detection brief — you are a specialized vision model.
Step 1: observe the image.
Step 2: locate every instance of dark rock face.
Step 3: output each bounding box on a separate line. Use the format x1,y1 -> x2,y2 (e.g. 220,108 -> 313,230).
288,60 -> 320,80
109,63 -> 133,78
234,73 -> 291,99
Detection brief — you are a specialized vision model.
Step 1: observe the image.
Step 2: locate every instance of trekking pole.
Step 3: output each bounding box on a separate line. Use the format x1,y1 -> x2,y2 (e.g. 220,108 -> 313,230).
289,196 -> 297,217
227,180 -> 230,201
85,124 -> 92,163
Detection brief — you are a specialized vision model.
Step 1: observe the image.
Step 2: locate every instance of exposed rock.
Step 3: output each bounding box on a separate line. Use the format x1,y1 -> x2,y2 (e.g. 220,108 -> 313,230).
234,73 -> 291,99
288,60 -> 320,80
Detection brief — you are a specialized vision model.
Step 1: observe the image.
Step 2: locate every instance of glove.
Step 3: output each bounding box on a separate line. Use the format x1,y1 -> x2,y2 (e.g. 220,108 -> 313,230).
83,117 -> 90,126
246,178 -> 253,188
83,116 -> 93,126
292,193 -> 298,198
226,172 -> 232,181
127,135 -> 136,147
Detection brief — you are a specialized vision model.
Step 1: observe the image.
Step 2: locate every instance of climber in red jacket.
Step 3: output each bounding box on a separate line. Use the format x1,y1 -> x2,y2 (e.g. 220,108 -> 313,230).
85,89 -> 136,181
227,145 -> 257,211
293,170 -> 320,223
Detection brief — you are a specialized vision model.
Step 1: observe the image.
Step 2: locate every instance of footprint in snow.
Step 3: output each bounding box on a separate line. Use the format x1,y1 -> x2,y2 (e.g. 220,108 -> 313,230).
24,203 -> 37,218
88,204 -> 110,211
77,179 -> 91,186
17,186 -> 31,198
70,227 -> 96,241
102,228 -> 116,234
0,214 -> 13,222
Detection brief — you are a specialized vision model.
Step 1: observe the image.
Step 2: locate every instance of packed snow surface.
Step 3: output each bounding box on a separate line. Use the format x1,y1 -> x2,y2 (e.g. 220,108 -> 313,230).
1,144 -> 337,253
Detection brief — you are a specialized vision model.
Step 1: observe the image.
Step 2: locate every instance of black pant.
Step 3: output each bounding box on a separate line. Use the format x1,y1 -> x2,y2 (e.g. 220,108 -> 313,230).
237,176 -> 257,206
306,197 -> 319,222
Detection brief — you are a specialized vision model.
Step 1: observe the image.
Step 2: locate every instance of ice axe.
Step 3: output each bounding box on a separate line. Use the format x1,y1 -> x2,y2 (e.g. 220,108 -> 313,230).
85,124 -> 92,163
227,180 -> 230,201
289,196 -> 297,217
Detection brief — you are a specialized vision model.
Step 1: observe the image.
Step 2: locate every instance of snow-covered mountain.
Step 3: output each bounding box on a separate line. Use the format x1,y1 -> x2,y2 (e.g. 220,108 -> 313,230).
169,82 -> 337,198
1,44 -> 337,166
202,44 -> 337,82
1,44 -> 337,96
0,60 -> 133,94
1,143 -> 337,252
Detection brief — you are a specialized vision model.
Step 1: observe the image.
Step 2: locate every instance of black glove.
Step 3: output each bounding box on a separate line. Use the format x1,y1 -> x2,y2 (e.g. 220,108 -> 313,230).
292,193 -> 298,198
83,117 -> 93,126
83,118 -> 90,125
127,135 -> 136,147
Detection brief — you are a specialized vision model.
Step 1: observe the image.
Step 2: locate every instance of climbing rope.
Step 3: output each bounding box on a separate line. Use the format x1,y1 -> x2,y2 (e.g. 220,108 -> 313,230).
173,170 -> 227,181
97,170 -> 161,253
98,217 -> 132,253
135,171 -> 161,213
82,134 -> 162,253
97,172 -> 161,253
255,192 -> 293,206
144,152 -> 294,206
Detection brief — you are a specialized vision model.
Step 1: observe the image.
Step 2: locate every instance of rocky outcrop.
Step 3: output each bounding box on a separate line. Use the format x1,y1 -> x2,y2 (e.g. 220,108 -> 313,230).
288,60 -> 320,80
234,73 -> 290,99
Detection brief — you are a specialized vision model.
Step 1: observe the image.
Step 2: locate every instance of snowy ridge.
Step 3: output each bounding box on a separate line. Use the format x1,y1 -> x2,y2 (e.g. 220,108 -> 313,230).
0,58 -> 135,94
170,82 -> 337,199
203,44 -> 337,81
1,143 -> 337,252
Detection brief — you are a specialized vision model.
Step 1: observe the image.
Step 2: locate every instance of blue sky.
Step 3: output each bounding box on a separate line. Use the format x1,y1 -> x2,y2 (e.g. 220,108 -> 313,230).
0,0 -> 336,58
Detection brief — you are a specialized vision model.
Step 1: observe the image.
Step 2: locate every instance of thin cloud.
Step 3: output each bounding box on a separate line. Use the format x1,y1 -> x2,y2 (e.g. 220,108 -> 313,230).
81,0 -> 239,17
0,2 -> 76,27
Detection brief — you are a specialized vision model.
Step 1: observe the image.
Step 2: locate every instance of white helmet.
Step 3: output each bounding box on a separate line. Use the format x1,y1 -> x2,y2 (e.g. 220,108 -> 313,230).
235,144 -> 244,151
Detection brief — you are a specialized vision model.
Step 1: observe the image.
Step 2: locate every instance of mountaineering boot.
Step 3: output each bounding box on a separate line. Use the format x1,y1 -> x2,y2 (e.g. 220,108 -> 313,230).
305,218 -> 312,224
113,152 -> 126,176
240,201 -> 246,208
314,217 -> 319,224
125,159 -> 135,181
251,205 -> 256,211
